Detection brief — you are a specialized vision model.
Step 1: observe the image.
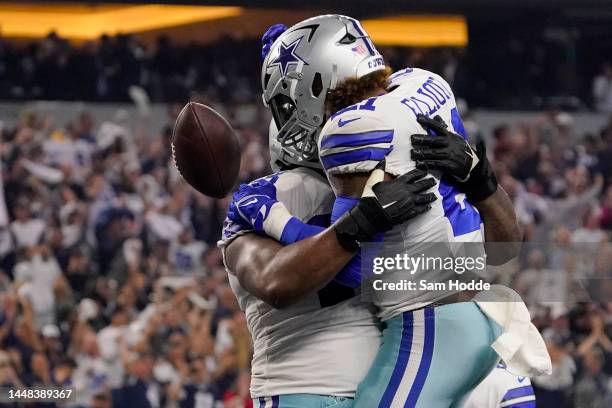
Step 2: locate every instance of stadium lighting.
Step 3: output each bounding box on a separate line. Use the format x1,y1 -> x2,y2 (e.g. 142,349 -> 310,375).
0,4 -> 243,40
362,16 -> 468,46
0,4 -> 466,47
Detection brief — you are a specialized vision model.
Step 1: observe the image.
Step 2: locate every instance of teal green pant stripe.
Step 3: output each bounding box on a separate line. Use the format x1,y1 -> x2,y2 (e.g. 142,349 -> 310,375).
417,303 -> 501,408
352,314 -> 407,407
354,302 -> 501,408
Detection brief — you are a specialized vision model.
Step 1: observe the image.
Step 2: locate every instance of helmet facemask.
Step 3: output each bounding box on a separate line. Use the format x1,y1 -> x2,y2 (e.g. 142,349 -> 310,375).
270,94 -> 320,164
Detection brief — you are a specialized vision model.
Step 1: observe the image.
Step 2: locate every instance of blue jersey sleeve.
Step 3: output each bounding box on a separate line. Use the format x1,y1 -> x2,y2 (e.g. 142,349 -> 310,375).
318,102 -> 394,175
500,385 -> 536,408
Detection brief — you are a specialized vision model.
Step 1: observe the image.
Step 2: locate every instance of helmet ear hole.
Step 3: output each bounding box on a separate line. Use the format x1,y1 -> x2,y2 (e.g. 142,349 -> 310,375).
338,32 -> 357,44
264,73 -> 271,88
311,73 -> 323,97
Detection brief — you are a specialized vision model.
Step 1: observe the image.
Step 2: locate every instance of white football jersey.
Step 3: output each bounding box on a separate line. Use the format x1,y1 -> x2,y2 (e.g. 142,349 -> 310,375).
318,68 -> 485,321
465,364 -> 535,408
218,166 -> 381,398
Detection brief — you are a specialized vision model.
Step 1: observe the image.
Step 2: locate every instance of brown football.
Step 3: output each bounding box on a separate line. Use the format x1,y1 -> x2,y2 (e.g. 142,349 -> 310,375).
172,102 -> 240,198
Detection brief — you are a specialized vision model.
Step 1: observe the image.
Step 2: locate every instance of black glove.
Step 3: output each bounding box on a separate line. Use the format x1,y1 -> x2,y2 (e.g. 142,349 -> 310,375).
411,114 -> 497,203
334,168 -> 437,251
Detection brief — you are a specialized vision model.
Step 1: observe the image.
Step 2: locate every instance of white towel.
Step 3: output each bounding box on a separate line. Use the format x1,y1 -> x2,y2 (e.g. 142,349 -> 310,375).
474,285 -> 552,377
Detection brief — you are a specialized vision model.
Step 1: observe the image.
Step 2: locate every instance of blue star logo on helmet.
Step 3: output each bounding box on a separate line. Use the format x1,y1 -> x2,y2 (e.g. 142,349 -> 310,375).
268,37 -> 308,77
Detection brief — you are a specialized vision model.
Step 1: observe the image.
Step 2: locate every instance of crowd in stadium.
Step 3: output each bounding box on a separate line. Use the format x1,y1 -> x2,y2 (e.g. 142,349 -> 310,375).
1,32 -> 612,111
0,31 -> 610,408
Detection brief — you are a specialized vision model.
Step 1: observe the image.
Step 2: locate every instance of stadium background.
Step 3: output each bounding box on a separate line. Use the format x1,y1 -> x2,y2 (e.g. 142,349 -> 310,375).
0,1 -> 611,407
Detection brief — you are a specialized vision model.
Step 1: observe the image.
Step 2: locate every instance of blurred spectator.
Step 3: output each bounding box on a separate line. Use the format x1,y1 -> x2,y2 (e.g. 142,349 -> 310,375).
111,352 -> 156,408
169,227 -> 208,276
571,208 -> 607,244
0,350 -> 23,388
532,335 -> 576,408
601,185 -> 612,230
13,245 -> 65,328
575,350 -> 608,407
10,198 -> 46,249
593,62 -> 612,113
72,329 -> 110,406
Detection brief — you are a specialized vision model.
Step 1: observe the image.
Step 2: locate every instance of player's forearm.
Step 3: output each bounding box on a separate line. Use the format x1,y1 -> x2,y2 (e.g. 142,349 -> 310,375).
226,168 -> 437,308
473,187 -> 522,264
261,228 -> 355,307
226,231 -> 354,309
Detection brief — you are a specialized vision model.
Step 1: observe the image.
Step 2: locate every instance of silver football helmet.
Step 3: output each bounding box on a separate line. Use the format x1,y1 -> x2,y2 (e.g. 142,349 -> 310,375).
262,15 -> 385,168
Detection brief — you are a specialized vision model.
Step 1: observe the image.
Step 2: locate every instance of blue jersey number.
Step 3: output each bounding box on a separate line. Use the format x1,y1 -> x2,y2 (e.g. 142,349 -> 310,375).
330,97 -> 378,120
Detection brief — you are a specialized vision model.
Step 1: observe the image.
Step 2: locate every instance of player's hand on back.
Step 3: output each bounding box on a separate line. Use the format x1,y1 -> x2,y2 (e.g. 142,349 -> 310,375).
368,168 -> 438,226
334,166 -> 437,251
410,115 -> 478,182
410,114 -> 498,202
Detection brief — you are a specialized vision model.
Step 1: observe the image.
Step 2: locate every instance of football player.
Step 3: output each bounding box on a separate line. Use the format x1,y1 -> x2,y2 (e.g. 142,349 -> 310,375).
222,15 -> 529,408
220,127 -> 435,407
314,42 -> 508,408
464,363 -> 536,408
251,14 -> 528,408
219,20 -> 448,408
